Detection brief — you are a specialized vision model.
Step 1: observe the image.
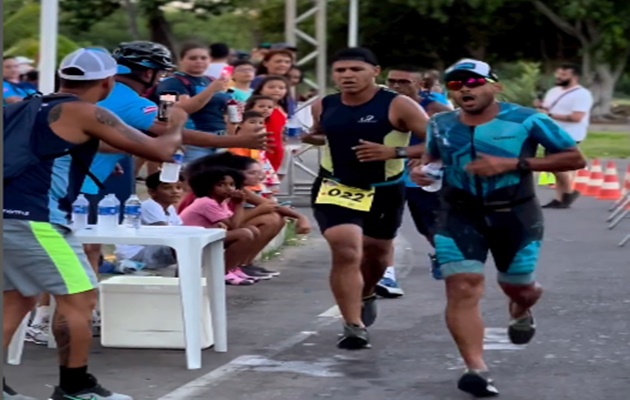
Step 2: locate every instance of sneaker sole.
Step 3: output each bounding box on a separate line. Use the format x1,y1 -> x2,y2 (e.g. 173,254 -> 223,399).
337,335 -> 371,350
375,284 -> 404,298
457,375 -> 500,397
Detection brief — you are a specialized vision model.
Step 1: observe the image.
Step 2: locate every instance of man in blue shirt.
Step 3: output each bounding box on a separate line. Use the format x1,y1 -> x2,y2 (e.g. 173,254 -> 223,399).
412,59 -> 586,397
3,56 -> 37,105
376,65 -> 452,298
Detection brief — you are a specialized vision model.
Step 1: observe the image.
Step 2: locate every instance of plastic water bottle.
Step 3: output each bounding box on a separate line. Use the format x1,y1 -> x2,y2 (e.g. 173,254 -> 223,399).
71,194 -> 90,231
113,194 -> 121,224
97,194 -> 118,230
123,195 -> 142,229
420,161 -> 444,192
160,150 -> 184,183
285,113 -> 302,143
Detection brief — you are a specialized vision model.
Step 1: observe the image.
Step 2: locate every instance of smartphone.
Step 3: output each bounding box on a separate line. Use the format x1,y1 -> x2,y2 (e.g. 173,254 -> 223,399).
158,91 -> 179,122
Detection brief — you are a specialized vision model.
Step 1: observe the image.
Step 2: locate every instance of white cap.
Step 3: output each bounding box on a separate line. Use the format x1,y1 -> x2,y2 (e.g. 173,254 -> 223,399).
58,48 -> 118,81
444,58 -> 499,81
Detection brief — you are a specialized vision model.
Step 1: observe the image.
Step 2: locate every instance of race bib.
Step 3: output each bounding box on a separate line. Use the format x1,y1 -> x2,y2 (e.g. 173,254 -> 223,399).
315,179 -> 375,212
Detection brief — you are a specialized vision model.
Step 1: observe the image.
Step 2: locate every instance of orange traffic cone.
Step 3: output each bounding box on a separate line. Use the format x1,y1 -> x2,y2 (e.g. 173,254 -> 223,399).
622,165 -> 630,197
584,159 -> 603,197
597,161 -> 622,201
572,167 -> 590,193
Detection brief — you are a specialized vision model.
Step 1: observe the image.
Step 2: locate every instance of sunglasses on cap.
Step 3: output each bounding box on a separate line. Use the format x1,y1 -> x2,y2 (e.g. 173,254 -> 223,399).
445,77 -> 495,91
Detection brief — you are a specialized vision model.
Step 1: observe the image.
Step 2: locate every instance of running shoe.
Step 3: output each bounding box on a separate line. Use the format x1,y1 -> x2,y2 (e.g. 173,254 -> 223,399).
508,309 -> 536,345
337,323 -> 371,350
245,265 -> 280,277
361,294 -> 378,327
233,267 -> 260,282
240,266 -> 273,280
3,381 -> 38,400
225,271 -> 255,286
457,370 -> 499,397
375,277 -> 404,298
49,374 -> 133,400
25,323 -> 49,346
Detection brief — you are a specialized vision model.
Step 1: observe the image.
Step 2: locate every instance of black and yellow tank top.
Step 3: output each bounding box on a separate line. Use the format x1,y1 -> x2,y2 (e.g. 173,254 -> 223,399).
318,87 -> 410,188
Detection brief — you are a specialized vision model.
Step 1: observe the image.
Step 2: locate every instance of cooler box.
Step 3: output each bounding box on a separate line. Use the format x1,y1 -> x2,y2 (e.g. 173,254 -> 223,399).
99,276 -> 214,349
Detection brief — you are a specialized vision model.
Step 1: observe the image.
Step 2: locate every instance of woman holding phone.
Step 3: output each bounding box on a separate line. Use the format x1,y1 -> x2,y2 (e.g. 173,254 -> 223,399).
151,41 -> 232,164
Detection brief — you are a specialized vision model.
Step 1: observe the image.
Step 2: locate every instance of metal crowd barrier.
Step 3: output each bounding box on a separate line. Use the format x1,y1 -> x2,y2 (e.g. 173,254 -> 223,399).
607,191 -> 630,247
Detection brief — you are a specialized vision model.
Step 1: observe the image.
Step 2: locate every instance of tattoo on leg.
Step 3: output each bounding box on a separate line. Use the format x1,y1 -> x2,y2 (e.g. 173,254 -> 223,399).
53,314 -> 71,367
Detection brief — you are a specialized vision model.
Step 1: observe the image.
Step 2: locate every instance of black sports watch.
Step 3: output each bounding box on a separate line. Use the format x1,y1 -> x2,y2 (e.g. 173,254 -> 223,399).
394,147 -> 408,159
516,158 -> 531,172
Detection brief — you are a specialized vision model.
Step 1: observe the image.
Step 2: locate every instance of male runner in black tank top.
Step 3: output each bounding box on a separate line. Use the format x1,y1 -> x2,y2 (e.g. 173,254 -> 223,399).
302,47 -> 429,349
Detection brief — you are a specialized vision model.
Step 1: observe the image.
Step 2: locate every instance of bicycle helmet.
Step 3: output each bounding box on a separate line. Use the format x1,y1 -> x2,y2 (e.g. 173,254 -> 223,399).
112,41 -> 176,71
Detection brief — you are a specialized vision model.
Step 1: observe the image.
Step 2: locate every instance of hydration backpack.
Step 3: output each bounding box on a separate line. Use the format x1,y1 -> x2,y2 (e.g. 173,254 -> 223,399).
3,94 -> 105,190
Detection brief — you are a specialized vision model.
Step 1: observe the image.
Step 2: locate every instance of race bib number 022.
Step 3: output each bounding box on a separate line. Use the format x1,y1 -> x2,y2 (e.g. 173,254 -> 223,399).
315,178 -> 375,212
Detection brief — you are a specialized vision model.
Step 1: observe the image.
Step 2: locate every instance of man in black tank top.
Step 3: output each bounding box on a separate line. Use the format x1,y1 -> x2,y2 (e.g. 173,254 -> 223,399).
302,47 -> 429,349
3,48 -> 188,400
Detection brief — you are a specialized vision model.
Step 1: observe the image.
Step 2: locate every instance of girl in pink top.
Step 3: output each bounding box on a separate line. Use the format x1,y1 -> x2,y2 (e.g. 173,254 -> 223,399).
180,167 -> 261,286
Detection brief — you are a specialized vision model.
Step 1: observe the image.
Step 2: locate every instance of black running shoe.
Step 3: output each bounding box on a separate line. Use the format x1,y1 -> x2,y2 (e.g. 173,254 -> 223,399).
49,374 -> 133,400
245,265 -> 280,277
361,294 -> 378,327
508,310 -> 536,345
337,323 -> 371,350
3,380 -> 38,400
240,266 -> 273,280
457,370 -> 499,398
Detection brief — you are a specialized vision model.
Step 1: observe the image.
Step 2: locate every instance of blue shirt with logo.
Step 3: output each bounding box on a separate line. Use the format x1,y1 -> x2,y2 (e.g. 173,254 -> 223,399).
81,82 -> 157,195
404,93 -> 452,188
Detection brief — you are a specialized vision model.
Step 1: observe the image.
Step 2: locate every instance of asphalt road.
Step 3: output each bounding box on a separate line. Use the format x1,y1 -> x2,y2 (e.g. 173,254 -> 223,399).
6,186 -> 630,400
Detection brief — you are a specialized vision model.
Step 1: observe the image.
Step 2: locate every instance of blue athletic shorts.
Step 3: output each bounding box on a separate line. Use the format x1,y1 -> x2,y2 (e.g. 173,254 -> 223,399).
434,199 -> 543,285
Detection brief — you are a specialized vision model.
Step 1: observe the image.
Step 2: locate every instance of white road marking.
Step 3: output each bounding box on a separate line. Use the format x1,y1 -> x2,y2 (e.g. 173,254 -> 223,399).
155,236 -> 412,400
318,305 -> 341,318
484,327 -> 525,351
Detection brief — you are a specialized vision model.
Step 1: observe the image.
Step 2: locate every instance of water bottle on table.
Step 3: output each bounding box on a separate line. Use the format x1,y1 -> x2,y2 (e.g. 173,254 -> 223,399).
123,195 -> 142,229
420,161 -> 444,192
71,194 -> 90,231
160,150 -> 184,183
97,194 -> 119,230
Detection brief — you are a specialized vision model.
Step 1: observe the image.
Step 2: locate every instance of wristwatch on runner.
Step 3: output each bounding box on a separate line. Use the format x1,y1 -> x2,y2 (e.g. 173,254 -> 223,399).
516,158 -> 531,172
394,147 -> 408,159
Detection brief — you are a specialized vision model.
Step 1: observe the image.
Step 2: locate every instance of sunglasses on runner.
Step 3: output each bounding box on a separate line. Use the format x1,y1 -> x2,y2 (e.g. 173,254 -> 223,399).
445,77 -> 495,91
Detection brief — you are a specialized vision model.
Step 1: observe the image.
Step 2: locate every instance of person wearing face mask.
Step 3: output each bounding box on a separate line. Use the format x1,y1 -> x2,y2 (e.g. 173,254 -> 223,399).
534,63 -> 593,209
412,59 -> 586,397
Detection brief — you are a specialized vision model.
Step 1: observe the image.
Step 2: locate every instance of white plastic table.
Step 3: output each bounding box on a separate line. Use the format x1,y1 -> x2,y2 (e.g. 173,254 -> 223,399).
77,225 -> 227,370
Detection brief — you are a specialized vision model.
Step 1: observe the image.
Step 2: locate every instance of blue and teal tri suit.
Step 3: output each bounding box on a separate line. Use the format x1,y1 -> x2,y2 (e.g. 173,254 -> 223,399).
427,102 -> 576,284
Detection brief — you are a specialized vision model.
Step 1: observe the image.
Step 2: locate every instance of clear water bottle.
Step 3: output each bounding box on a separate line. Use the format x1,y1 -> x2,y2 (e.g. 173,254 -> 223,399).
71,194 -> 90,231
420,161 -> 444,192
285,113 -> 302,143
97,194 -> 118,230
123,195 -> 142,229
112,194 -> 121,224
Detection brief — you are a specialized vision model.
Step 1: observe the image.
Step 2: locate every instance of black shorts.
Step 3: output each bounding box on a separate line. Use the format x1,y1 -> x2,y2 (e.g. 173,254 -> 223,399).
434,199 -> 544,285
405,187 -> 441,246
311,177 -> 405,240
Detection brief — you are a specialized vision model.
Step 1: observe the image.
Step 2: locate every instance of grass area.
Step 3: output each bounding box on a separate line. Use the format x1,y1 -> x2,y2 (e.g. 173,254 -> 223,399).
580,131 -> 630,159
613,98 -> 630,106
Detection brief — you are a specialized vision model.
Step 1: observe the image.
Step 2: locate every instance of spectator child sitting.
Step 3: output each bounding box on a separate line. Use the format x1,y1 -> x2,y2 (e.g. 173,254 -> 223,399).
179,166 -> 261,286
114,172 -> 184,271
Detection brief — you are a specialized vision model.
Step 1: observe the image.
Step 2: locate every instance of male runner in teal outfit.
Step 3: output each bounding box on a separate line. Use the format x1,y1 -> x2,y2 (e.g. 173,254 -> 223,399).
412,58 -> 586,397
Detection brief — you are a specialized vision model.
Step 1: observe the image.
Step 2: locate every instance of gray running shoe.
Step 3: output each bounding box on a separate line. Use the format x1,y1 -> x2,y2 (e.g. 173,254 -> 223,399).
337,323 -> 370,350
457,370 -> 499,397
508,310 -> 536,345
361,294 -> 378,327
49,374 -> 133,400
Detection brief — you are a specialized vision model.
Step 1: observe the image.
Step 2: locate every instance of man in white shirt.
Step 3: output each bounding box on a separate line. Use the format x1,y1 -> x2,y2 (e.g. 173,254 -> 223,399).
115,173 -> 184,269
204,43 -> 230,79
536,63 -> 593,209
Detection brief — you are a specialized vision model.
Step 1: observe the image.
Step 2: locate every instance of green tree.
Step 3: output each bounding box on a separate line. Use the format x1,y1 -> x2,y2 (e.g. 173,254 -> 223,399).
531,0 -> 630,117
